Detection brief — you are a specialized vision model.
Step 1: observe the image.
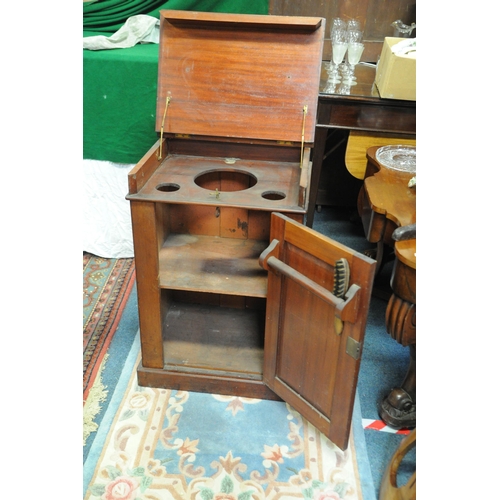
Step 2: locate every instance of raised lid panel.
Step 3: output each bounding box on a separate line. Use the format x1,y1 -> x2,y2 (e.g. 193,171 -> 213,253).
156,11 -> 325,144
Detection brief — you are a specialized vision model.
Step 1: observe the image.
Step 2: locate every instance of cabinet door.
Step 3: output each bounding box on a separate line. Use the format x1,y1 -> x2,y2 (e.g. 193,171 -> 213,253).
259,213 -> 376,450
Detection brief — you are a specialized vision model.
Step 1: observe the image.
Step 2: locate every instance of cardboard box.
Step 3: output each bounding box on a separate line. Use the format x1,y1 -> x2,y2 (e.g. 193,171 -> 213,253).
375,37 -> 416,101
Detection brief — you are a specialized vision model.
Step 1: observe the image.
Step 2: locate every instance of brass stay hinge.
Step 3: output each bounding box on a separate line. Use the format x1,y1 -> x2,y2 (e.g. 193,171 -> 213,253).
157,94 -> 171,160
300,104 -> 308,169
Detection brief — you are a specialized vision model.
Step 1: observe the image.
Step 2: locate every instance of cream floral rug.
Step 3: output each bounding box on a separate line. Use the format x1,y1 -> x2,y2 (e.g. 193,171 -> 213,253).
83,332 -> 372,500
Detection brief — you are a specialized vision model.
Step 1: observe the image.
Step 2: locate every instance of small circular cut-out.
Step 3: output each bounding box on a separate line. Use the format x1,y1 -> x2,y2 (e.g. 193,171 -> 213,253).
194,169 -> 257,192
156,183 -> 181,192
262,191 -> 286,201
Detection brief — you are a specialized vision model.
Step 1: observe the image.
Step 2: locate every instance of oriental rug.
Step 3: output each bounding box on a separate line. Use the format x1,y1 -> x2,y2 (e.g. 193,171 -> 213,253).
83,331 -> 372,500
83,252 -> 136,402
83,253 -> 136,445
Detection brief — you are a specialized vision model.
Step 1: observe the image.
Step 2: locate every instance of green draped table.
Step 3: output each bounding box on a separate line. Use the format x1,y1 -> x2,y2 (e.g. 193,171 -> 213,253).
83,40 -> 159,163
83,0 -> 269,257
83,0 -> 268,164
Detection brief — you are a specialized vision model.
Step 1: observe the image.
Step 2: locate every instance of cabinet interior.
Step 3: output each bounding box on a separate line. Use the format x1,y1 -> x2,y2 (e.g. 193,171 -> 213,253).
148,197 -> 301,383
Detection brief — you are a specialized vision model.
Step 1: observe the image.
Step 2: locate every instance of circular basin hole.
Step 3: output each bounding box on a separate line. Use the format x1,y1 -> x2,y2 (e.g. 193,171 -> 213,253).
262,191 -> 286,201
194,169 -> 257,192
156,183 -> 180,192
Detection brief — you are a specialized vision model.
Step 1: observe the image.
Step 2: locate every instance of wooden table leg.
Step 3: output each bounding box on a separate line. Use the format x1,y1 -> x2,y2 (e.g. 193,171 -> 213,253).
378,343 -> 416,429
306,125 -> 328,227
356,153 -> 416,429
378,255 -> 416,429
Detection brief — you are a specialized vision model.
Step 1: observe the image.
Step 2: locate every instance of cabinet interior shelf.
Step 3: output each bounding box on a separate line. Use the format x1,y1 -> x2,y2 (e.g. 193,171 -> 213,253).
161,301 -> 265,379
159,233 -> 268,297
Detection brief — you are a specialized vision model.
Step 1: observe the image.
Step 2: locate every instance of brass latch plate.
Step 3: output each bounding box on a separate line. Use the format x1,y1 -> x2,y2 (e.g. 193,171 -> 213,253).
346,337 -> 361,360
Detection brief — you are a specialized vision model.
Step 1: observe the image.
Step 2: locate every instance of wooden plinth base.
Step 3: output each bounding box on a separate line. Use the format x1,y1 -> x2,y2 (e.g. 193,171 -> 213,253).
137,362 -> 282,401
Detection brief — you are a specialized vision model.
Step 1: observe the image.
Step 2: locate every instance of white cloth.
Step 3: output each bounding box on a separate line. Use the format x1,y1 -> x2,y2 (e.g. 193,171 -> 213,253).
83,160 -> 135,258
391,38 -> 416,58
83,15 -> 160,50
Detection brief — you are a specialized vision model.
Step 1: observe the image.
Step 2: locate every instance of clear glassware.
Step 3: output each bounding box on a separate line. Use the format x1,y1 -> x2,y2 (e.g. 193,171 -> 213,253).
346,19 -> 361,32
331,26 -> 346,43
322,74 -> 337,94
326,27 -> 346,76
323,38 -> 346,93
376,145 -> 416,172
346,29 -> 363,43
330,22 -> 346,50
345,42 -> 364,85
344,23 -> 362,75
330,17 -> 346,37
391,19 -> 416,38
332,40 -> 348,83
337,83 -> 351,95
326,19 -> 346,74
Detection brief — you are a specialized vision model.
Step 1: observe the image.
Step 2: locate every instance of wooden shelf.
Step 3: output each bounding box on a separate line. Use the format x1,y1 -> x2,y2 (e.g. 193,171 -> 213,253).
159,234 -> 268,297
162,301 -> 265,379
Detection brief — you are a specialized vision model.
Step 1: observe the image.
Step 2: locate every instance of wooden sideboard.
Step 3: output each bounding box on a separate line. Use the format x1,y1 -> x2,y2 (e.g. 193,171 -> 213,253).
306,63 -> 416,226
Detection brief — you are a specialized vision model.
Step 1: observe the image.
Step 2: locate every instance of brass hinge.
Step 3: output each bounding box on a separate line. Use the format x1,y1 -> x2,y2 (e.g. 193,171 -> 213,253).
157,94 -> 172,160
346,337 -> 361,360
300,104 -> 308,169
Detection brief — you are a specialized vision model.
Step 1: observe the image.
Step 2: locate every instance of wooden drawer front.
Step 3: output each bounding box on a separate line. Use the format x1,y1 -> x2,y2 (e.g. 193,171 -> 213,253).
319,100 -> 416,134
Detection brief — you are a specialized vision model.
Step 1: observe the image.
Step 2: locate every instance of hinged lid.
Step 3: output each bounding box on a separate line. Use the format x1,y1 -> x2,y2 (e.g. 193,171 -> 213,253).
156,11 -> 325,145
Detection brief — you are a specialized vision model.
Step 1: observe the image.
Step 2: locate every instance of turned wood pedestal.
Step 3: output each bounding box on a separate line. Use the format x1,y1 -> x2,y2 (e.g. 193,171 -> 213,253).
380,239 -> 416,428
358,146 -> 416,429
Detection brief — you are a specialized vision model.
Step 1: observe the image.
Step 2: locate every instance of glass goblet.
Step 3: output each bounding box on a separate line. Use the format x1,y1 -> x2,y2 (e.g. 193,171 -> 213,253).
327,27 -> 346,74
346,29 -> 363,43
345,42 -> 364,85
323,62 -> 337,93
331,41 -> 348,84
331,25 -> 346,45
331,17 -> 346,37
337,83 -> 351,95
346,19 -> 361,32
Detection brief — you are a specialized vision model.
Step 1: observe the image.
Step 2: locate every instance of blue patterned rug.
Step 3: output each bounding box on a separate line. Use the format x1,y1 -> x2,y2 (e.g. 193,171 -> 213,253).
83,329 -> 375,500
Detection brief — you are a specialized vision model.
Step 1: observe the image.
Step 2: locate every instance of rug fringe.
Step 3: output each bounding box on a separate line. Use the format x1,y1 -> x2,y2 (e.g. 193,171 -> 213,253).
83,354 -> 109,446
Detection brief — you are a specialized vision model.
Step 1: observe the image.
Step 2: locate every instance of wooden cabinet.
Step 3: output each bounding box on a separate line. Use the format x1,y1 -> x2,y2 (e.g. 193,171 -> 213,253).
127,11 -> 376,450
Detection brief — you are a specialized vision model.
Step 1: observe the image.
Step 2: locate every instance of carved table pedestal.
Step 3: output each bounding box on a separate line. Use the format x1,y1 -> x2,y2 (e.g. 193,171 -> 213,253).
358,146 -> 416,428
379,238 -> 416,428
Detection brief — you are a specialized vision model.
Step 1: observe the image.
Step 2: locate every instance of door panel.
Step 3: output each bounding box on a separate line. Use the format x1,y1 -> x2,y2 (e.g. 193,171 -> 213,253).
277,278 -> 339,415
260,213 -> 376,450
